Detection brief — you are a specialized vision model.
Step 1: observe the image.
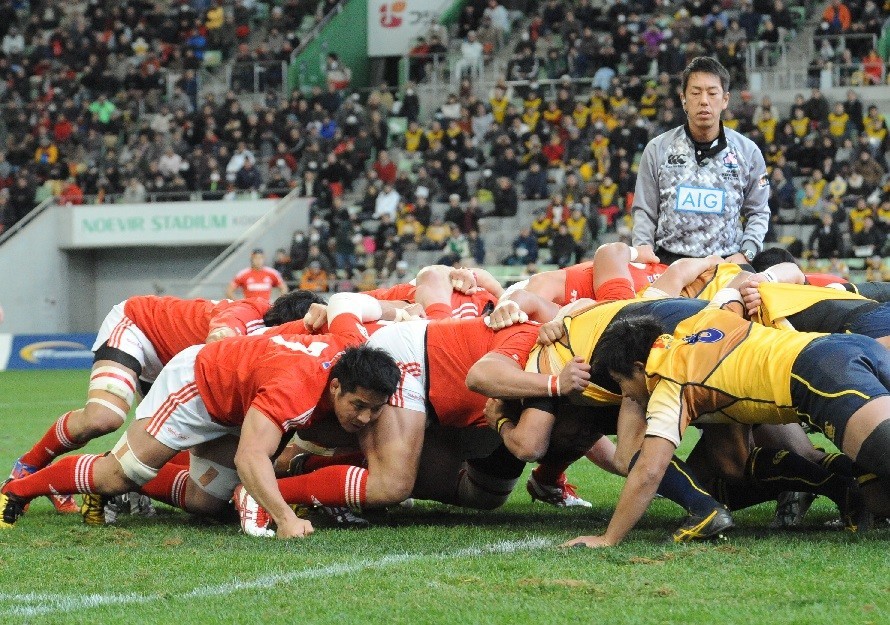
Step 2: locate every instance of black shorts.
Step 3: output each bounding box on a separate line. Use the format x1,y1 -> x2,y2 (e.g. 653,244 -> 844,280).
791,334 -> 890,446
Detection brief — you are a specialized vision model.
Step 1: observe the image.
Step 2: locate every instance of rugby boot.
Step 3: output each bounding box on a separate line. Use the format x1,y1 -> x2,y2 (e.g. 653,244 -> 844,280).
671,504 -> 734,543
80,493 -> 110,526
317,503 -> 371,529
0,483 -> 28,528
839,486 -> 873,533
232,484 -> 275,538
770,491 -> 817,529
10,457 -> 79,514
527,472 -> 592,508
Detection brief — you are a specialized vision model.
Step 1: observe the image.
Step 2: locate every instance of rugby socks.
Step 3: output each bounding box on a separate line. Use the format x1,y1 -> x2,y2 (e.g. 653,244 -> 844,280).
531,462 -> 571,486
630,451 -> 720,516
276,465 -> 368,511
819,452 -> 863,479
171,451 -> 191,466
4,454 -> 100,499
749,447 -> 852,502
19,412 -> 82,469
140,463 -> 189,509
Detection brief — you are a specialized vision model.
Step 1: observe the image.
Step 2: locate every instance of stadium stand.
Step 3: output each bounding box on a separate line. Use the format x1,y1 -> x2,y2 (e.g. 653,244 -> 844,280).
3,0 -> 890,290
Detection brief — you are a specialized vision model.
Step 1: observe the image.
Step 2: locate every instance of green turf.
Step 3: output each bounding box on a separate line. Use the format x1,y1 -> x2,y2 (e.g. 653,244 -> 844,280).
0,370 -> 888,625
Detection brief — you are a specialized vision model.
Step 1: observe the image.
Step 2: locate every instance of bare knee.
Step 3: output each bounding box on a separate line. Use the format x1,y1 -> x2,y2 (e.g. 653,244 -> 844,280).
92,456 -> 139,496
80,403 -> 127,440
365,471 -> 414,506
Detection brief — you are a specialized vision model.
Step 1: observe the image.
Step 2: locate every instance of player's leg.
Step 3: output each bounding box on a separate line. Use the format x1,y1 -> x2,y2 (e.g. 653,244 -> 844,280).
272,406 -> 427,510
12,305 -> 151,475
791,335 -> 890,519
178,435 -> 241,516
0,417 -> 178,528
838,399 -> 890,518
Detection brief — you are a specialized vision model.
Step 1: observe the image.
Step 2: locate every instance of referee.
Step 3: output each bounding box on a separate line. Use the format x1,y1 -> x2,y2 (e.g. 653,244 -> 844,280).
632,57 -> 770,265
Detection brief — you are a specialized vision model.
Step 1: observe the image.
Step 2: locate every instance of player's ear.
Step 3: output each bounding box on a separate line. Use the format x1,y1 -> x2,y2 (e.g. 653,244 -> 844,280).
329,378 -> 341,396
632,361 -> 646,374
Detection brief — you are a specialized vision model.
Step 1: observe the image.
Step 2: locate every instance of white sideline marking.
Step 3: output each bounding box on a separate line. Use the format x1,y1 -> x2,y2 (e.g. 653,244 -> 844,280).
0,537 -> 552,617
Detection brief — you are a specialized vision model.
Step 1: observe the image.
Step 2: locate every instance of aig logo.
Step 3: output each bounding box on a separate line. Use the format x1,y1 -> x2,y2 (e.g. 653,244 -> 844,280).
675,185 -> 725,214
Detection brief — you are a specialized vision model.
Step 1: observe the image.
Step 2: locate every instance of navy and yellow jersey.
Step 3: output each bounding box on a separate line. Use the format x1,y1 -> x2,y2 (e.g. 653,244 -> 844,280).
644,307 -> 823,446
790,116 -> 811,138
827,111 -> 850,138
526,298 -> 708,406
753,282 -> 877,332
490,96 -> 510,123
680,263 -> 753,300
639,93 -> 659,119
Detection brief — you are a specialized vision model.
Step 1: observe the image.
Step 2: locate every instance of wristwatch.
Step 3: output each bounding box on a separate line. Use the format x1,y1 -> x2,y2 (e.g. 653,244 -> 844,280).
742,248 -> 756,263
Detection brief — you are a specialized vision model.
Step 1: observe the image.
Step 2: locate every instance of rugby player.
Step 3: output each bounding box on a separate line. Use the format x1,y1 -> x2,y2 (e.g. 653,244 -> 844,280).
0,294 -> 400,539
565,289 -> 888,548
7,291 -> 322,513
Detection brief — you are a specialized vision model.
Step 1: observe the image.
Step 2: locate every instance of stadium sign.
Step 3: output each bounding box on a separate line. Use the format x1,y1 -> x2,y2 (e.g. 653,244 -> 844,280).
60,200 -> 276,248
368,0 -> 452,56
0,333 -> 97,370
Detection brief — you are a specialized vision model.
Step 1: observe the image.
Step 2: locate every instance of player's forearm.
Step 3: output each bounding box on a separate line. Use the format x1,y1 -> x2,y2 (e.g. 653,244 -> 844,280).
601,437 -> 675,545
472,268 -> 505,298
497,408 -> 554,462
763,262 -> 805,284
508,289 -> 560,323
467,362 -> 556,399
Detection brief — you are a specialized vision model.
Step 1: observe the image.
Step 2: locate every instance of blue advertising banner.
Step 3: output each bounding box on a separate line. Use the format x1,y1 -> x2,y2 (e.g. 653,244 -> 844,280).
4,334 -> 97,370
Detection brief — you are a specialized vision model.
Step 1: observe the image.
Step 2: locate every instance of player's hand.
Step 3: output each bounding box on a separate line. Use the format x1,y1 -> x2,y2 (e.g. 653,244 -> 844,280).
276,517 -> 315,539
739,273 -> 769,316
483,398 -> 507,430
206,327 -> 238,343
634,245 -> 660,264
538,318 -> 566,345
303,302 -> 328,332
561,535 -> 615,549
449,267 -> 478,294
402,303 -> 426,320
725,252 -> 748,264
558,356 -> 590,395
485,300 -> 528,330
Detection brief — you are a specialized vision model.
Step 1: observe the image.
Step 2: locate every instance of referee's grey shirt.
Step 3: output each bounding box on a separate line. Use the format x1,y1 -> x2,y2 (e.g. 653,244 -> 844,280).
631,123 -> 770,258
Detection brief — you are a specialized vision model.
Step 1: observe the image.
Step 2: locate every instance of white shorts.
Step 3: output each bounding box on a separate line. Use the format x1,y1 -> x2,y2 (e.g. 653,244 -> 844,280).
134,345 -> 241,450
367,320 -> 429,414
93,302 -> 163,383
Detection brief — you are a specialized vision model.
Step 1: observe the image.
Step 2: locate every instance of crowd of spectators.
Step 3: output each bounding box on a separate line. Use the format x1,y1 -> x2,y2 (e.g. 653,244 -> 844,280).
0,0 -> 327,232
250,0 -> 890,290
5,0 -> 890,293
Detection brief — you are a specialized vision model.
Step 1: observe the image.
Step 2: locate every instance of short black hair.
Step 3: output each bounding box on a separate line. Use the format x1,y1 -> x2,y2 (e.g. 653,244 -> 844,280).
330,345 -> 401,397
591,315 -> 666,378
262,290 -> 326,326
751,247 -> 797,273
681,56 -> 730,93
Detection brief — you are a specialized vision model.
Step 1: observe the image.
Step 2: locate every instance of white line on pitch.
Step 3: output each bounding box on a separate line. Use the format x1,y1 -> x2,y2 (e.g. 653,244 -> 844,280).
0,537 -> 552,617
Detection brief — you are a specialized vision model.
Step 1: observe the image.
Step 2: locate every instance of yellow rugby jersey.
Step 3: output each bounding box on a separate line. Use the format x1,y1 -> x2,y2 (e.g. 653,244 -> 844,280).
757,116 -> 777,143
681,263 -> 748,300
644,308 -> 822,446
790,116 -> 810,138
572,104 -> 590,129
526,300 -> 631,406
639,93 -> 658,119
490,96 -> 510,123
827,111 -> 850,138
526,298 -> 708,406
753,282 -> 873,331
404,128 -> 425,152
523,96 -> 542,112
723,117 -> 740,131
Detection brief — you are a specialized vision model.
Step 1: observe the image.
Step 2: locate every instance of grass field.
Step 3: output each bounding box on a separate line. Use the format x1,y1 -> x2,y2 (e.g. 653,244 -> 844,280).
0,369 -> 888,625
